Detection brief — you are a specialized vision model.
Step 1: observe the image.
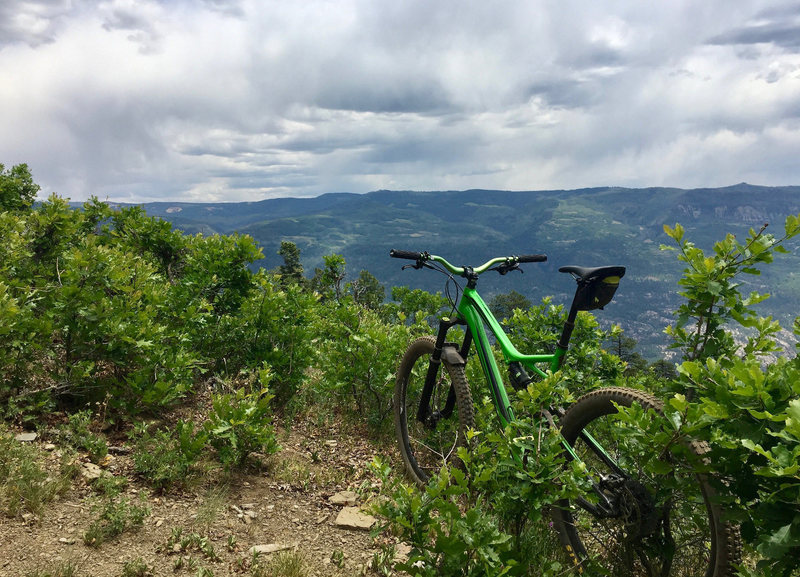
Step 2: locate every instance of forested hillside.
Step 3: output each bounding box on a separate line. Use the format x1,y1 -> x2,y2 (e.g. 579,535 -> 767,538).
131,183 -> 800,357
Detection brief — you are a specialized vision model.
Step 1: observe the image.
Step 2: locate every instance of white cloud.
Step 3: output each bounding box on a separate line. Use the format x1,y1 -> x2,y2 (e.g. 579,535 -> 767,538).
0,0 -> 798,201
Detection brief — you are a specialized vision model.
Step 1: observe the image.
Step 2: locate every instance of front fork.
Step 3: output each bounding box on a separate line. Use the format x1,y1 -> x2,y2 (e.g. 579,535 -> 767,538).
416,317 -> 471,426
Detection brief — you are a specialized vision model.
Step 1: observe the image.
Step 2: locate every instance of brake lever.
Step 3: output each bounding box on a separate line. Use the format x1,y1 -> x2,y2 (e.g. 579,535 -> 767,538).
492,263 -> 523,276
402,261 -> 433,271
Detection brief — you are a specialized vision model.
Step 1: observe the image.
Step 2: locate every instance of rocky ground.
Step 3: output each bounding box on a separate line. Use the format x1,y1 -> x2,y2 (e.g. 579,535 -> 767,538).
0,418 -> 407,577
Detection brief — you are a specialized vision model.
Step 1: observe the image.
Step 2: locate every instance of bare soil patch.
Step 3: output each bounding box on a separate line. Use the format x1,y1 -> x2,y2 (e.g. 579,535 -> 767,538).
0,418 -> 400,577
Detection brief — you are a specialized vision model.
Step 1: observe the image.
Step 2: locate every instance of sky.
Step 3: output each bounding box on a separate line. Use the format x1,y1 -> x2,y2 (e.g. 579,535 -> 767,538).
1,0 -> 800,203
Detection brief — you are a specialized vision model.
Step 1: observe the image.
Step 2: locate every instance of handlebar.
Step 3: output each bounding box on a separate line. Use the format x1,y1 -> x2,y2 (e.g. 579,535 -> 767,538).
390,249 -> 546,277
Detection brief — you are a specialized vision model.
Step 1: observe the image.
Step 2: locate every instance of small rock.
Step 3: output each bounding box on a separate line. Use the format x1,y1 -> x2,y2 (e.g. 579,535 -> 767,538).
334,507 -> 376,530
44,443 -> 57,451
241,503 -> 256,509
329,491 -> 358,506
395,543 -> 412,563
231,505 -> 243,514
58,537 -> 75,545
15,432 -> 37,442
324,440 -> 338,448
245,510 -> 257,519
249,543 -> 291,555
80,462 -> 105,481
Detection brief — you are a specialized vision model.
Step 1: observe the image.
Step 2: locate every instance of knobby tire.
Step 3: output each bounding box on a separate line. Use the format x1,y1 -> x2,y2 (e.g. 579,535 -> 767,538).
553,387 -> 741,577
394,336 -> 475,486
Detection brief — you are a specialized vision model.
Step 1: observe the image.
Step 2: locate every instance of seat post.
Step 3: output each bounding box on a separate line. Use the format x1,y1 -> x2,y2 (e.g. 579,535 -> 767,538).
555,296 -> 581,367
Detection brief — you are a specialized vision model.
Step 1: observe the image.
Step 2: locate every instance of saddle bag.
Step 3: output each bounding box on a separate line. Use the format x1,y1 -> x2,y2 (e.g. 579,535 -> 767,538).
573,275 -> 621,311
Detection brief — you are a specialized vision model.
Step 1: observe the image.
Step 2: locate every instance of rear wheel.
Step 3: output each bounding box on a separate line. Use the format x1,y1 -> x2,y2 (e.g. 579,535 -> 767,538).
553,387 -> 741,576
394,336 -> 474,486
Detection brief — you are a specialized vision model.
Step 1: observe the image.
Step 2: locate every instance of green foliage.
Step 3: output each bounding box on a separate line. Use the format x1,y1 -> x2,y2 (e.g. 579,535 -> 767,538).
662,219 -> 798,363
387,285 -> 449,326
0,162 -> 39,211
120,558 -> 151,577
377,423 -> 579,575
278,240 -> 304,285
311,294 -> 426,430
57,410 -> 108,463
83,496 -> 150,547
310,253 -> 347,301
504,297 -> 624,386
0,427 -> 73,517
130,420 -> 206,490
663,213 -> 800,576
488,290 -> 531,322
163,527 -> 220,561
351,268 -> 385,310
205,378 -> 280,469
199,273 -> 316,407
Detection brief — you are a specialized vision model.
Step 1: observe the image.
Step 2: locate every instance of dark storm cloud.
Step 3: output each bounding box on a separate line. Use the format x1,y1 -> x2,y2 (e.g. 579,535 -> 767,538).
709,3 -> 800,49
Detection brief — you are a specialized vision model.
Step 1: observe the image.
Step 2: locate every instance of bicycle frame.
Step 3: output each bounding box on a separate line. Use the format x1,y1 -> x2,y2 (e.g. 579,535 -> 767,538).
455,285 -> 564,428
430,279 -> 623,516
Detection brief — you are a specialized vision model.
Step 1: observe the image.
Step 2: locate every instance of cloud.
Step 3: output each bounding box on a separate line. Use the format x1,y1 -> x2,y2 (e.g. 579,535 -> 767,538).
709,3 -> 800,50
0,0 -> 799,202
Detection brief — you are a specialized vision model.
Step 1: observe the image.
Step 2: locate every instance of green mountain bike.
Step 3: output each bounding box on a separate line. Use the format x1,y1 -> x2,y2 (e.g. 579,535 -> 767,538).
389,249 -> 741,576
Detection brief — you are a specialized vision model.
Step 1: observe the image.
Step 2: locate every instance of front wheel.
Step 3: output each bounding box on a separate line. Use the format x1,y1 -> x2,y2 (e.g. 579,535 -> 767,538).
553,387 -> 741,576
394,336 -> 474,486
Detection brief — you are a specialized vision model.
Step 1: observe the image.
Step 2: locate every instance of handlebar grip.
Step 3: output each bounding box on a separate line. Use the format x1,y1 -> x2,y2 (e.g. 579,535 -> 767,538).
518,254 -> 547,263
390,249 -> 423,260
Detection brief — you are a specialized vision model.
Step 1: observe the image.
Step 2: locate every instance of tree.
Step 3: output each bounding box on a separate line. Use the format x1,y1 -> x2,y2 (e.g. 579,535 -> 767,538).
278,241 -> 304,285
0,163 -> 40,211
489,290 -> 531,322
606,332 -> 648,375
311,254 -> 346,301
351,269 -> 385,310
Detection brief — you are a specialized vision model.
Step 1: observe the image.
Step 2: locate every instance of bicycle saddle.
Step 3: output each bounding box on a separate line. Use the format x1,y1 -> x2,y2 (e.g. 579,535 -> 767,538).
558,265 -> 626,282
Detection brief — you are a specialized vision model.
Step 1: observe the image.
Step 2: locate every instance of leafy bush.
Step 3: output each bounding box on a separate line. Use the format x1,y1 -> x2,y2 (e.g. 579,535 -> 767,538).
204,367 -> 280,469
377,379 -> 584,577
131,420 -> 207,490
57,410 -> 108,463
312,296 -> 426,430
504,297 -> 625,387
662,215 -> 800,576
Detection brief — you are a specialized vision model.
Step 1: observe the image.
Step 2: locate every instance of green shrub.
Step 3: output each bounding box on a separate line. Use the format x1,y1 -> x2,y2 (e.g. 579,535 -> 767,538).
662,215 -> 800,576
204,370 -> 279,469
56,410 -> 108,463
131,420 -> 206,490
377,377 -> 583,577
83,496 -> 149,547
312,297 -> 426,430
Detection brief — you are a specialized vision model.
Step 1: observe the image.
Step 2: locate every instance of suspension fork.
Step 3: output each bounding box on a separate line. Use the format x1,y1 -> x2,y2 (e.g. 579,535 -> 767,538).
416,317 -> 470,424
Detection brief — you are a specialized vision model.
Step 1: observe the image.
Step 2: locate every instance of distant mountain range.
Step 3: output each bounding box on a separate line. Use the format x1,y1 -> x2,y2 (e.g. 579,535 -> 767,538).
108,183 -> 800,359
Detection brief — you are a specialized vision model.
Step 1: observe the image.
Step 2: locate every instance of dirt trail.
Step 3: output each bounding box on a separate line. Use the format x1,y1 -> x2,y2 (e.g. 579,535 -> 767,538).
0,419 -> 400,577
